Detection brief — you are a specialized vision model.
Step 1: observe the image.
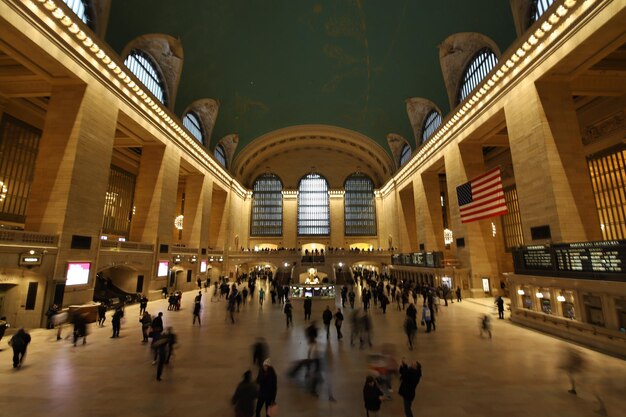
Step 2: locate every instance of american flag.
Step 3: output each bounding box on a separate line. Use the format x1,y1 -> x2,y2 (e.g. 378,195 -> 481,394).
456,167 -> 508,223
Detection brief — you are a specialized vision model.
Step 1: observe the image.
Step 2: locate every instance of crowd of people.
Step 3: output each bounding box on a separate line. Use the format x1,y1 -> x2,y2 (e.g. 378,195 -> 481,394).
12,268 -> 597,417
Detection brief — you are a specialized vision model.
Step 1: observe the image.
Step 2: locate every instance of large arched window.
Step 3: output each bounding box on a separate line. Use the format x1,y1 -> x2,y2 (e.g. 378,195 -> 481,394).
214,144 -> 227,167
421,110 -> 442,145
124,50 -> 168,105
63,0 -> 89,25
530,0 -> 555,24
344,173 -> 376,236
298,173 -> 329,235
183,112 -> 204,143
458,48 -> 498,104
251,174 -> 283,236
400,144 -> 411,167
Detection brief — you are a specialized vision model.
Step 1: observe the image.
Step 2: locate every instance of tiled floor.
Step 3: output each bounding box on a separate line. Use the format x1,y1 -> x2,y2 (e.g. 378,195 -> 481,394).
1,284 -> 624,417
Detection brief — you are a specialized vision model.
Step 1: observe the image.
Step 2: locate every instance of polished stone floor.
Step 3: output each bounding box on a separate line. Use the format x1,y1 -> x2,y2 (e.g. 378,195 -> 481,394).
1,284 -> 625,417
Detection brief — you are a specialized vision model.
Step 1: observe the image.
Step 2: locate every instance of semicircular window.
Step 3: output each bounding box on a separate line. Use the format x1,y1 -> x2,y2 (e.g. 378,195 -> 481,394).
298,173 -> 329,236
400,144 -> 411,167
214,144 -> 227,167
62,0 -> 89,25
458,48 -> 498,104
530,0 -> 555,24
124,50 -> 167,106
421,110 -> 442,145
183,112 -> 204,143
344,173 -> 376,236
251,174 -> 283,236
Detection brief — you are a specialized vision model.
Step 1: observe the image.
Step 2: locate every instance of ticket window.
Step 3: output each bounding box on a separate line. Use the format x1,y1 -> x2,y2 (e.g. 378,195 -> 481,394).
537,288 -> 552,314
615,298 -> 626,333
583,294 -> 605,327
518,286 -> 533,310
557,290 -> 576,320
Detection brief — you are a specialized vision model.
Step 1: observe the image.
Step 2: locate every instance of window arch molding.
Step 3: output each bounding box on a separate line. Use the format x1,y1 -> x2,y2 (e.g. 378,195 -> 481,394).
344,173 -> 376,236
250,173 -> 283,237
457,48 -> 498,105
438,33 -> 500,109
420,110 -> 442,145
400,143 -> 412,167
121,34 -> 184,110
123,49 -> 169,106
182,111 -> 204,143
298,173 -> 330,236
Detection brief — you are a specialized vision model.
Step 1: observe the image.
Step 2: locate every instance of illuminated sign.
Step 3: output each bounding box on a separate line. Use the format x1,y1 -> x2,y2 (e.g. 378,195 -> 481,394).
200,260 -> 207,273
66,262 -> 91,286
157,261 -> 169,277
19,253 -> 42,266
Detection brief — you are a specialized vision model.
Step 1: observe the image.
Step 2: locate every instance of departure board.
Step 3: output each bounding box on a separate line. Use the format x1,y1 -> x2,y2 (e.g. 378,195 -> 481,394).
553,241 -> 625,273
513,240 -> 626,281
522,245 -> 553,270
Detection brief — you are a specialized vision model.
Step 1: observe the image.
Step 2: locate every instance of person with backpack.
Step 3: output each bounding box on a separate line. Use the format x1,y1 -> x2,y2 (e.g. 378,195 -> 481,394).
9,328 -> 31,369
399,359 -> 422,417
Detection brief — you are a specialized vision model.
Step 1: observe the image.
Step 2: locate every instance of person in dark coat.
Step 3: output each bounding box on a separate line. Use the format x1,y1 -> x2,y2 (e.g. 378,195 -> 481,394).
252,337 -> 269,369
398,359 -> 422,417
283,300 -> 293,328
303,297 -> 312,320
232,370 -> 258,417
139,295 -> 148,315
151,312 -> 164,338
255,359 -> 277,417
72,312 -> 88,346
495,296 -> 505,319
334,308 -> 344,340
9,328 -> 31,369
97,304 -> 106,327
322,306 -> 333,340
363,375 -> 383,417
111,308 -> 123,338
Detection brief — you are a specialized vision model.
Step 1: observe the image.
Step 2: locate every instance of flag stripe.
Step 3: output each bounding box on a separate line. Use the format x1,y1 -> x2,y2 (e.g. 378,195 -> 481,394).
461,204 -> 508,223
459,188 -> 504,211
456,167 -> 508,223
460,196 -> 506,215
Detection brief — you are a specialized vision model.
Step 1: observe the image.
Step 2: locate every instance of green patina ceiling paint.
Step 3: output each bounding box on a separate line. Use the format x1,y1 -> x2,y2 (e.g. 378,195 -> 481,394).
106,0 -> 516,156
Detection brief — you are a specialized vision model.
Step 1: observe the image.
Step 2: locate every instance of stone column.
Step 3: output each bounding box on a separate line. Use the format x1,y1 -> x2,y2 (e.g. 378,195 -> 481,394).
329,192 -> 344,248
129,145 -> 181,245
504,80 -> 602,243
25,84 -> 117,305
414,171 -> 444,252
444,143 -> 500,296
181,174 -> 208,248
282,192 -> 298,249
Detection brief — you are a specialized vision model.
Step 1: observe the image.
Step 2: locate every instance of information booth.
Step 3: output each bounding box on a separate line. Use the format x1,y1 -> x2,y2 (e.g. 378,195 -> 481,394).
290,285 -> 335,299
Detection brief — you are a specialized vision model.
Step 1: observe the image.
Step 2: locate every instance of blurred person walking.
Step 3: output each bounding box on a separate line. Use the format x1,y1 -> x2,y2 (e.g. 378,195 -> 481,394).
399,359 -> 422,417
9,328 -> 31,369
232,370 -> 258,417
363,375 -> 384,417
255,358 -> 277,417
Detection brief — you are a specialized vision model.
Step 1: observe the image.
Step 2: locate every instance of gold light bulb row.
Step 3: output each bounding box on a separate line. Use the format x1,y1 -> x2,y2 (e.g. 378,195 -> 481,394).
32,0 -> 229,179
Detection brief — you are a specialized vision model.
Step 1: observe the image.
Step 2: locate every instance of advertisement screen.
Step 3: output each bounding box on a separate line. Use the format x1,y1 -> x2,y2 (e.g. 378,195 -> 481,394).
66,262 -> 90,286
157,261 -> 169,277
200,260 -> 207,273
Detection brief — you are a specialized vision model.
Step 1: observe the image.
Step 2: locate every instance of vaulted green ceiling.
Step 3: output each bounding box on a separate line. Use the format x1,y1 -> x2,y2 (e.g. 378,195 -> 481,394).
106,0 -> 516,157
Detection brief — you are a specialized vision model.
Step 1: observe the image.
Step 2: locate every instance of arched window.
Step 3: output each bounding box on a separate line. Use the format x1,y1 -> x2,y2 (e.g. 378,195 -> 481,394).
530,0 -> 555,24
458,48 -> 498,104
214,144 -> 227,167
251,174 -> 283,236
124,50 -> 168,105
63,0 -> 89,25
344,173 -> 376,236
400,144 -> 411,167
421,110 -> 442,144
298,173 -> 329,235
183,112 -> 204,143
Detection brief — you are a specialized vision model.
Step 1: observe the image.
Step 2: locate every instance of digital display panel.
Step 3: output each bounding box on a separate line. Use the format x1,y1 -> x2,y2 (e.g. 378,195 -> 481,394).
66,262 -> 90,286
200,260 -> 207,273
157,261 -> 169,277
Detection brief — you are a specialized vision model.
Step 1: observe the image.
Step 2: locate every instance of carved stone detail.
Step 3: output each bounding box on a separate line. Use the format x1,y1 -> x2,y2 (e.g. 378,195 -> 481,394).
184,99 -> 220,147
582,111 -> 625,146
406,98 -> 441,146
219,134 -> 239,168
122,34 -> 184,111
438,33 -> 501,110
387,133 -> 409,170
